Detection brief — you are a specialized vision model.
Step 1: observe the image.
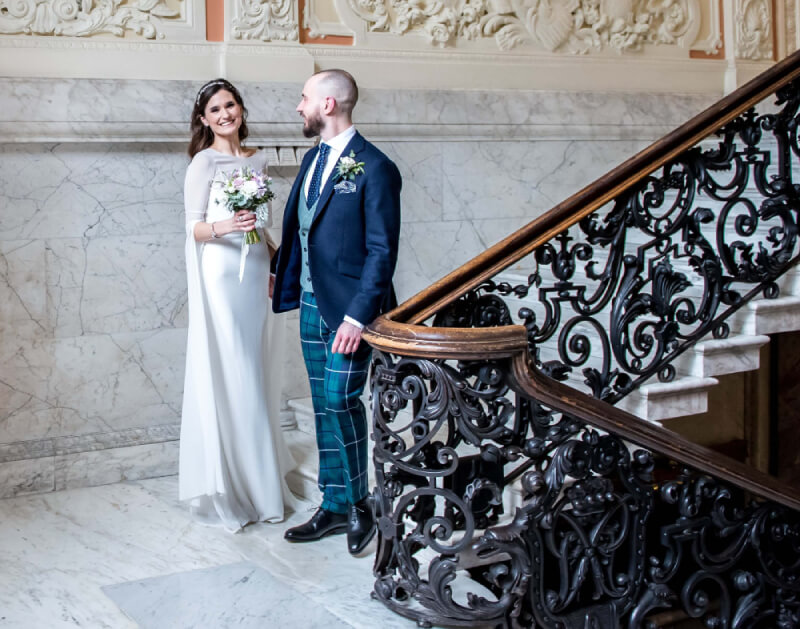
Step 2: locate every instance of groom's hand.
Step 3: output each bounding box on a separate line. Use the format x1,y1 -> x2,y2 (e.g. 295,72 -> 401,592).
332,321 -> 362,354
269,273 -> 275,298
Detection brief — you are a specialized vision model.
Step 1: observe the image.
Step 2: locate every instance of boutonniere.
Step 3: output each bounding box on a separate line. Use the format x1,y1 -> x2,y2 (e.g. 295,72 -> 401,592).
335,150 -> 365,181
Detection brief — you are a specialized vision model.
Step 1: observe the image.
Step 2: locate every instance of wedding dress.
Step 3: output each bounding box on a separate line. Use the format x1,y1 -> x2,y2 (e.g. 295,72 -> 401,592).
179,148 -> 298,532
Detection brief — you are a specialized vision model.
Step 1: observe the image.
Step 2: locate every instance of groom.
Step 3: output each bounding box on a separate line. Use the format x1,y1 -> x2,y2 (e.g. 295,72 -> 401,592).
271,69 -> 402,554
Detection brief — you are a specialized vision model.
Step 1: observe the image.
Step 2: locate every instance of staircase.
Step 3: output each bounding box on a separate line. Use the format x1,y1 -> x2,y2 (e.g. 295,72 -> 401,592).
491,264 -> 800,424
354,51 -> 800,629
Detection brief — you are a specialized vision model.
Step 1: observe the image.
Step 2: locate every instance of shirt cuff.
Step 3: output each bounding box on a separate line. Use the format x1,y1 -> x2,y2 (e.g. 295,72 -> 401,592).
343,315 -> 364,329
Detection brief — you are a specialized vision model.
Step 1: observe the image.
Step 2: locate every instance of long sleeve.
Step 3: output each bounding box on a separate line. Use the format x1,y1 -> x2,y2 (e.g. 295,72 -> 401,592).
344,157 -> 402,326
181,149 -> 225,499
184,152 -> 216,237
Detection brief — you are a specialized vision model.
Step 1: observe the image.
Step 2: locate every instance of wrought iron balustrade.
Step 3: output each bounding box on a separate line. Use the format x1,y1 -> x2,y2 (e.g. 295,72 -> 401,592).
363,50 -> 800,628
433,78 -> 800,404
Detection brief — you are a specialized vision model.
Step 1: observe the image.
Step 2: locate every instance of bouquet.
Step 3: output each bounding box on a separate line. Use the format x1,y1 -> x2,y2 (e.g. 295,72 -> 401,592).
214,167 -> 274,281
215,167 -> 274,245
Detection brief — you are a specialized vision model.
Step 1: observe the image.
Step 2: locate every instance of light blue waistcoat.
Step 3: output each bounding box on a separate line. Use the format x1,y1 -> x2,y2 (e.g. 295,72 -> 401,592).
298,166 -> 319,294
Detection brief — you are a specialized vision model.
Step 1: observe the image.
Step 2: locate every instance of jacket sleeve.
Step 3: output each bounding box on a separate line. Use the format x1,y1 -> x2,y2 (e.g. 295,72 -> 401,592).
344,157 -> 402,325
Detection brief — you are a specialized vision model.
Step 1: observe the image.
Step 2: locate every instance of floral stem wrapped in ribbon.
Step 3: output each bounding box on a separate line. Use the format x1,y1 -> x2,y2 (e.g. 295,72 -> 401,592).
214,166 -> 274,281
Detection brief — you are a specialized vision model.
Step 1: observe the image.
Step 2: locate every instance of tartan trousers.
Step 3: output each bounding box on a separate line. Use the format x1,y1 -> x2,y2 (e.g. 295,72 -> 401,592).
299,292 -> 371,514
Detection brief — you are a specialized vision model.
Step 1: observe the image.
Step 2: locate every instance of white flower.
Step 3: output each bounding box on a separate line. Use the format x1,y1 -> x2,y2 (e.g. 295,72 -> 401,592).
335,151 -> 365,181
242,180 -> 259,196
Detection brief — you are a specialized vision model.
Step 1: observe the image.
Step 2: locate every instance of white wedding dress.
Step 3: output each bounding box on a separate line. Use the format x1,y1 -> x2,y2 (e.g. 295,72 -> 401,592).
179,148 -> 298,532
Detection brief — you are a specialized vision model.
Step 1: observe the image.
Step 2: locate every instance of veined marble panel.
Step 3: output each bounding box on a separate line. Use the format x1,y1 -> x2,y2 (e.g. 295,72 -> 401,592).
0,78 -> 724,497
0,457 -> 55,498
0,424 -> 180,464
78,236 -> 186,334
0,239 -> 47,332
103,562 -> 350,629
441,139 -> 650,221
0,428 -> 181,497
0,144 -> 186,242
55,440 -> 179,491
0,78 -> 718,144
396,220 -> 488,294
379,142 -> 443,224
0,330 -> 183,443
0,476 -> 412,628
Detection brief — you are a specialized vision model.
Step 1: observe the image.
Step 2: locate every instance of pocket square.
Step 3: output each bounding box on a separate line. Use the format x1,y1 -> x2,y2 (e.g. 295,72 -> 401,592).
334,180 -> 357,194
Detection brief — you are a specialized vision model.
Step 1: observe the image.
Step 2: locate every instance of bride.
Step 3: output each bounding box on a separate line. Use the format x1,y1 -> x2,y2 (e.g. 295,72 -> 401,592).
179,78 -> 298,532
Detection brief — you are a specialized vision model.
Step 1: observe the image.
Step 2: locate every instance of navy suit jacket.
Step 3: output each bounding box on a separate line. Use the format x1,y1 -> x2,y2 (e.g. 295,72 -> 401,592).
271,132 -> 402,328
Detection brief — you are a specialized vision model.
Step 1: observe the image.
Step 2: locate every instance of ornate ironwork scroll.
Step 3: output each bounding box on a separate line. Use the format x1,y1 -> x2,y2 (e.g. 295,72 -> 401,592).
434,78 -> 800,404
370,351 -> 800,628
369,72 -> 800,628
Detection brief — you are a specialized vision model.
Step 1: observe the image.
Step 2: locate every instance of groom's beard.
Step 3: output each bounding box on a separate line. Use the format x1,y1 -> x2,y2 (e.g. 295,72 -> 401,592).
302,112 -> 324,138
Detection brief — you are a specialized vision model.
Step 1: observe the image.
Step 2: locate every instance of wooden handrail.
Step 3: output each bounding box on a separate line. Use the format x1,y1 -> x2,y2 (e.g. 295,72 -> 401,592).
362,322 -> 800,511
511,354 -> 800,512
363,49 -> 800,512
378,49 -> 800,327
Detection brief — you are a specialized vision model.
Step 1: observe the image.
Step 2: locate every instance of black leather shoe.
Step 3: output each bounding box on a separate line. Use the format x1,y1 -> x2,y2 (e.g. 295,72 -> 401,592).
284,508 -> 347,543
347,497 -> 376,555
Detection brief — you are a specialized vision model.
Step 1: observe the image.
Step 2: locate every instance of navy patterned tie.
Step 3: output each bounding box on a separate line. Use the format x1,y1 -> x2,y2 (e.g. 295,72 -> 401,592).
307,143 -> 330,207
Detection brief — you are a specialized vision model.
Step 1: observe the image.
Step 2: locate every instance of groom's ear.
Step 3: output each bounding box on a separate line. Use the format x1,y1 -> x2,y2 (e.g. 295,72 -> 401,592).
322,96 -> 337,115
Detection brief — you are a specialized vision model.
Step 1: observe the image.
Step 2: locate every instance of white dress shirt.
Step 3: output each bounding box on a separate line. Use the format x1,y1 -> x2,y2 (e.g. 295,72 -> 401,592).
303,125 -> 364,330
303,125 -> 357,199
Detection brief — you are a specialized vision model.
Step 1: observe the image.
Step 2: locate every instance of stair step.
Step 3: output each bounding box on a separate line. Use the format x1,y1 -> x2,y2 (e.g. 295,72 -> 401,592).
284,432 -> 322,504
735,296 -> 800,335
283,397 -> 321,503
284,395 -> 378,499
287,396 -> 315,434
681,334 -> 769,378
617,376 -> 718,422
279,408 -> 298,430
779,265 -> 800,297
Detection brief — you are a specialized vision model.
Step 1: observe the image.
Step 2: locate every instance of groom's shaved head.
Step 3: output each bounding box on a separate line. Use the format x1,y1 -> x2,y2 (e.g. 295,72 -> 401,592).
314,69 -> 358,117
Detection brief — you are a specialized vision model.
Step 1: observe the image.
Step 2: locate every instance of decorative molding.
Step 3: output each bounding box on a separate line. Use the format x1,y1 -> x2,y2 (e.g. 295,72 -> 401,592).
0,119 -> 685,145
690,0 -> 723,55
304,0 -> 353,38
735,0 -> 772,60
0,424 -> 180,464
0,0 -> 182,39
0,36 -> 314,82
0,35 -> 311,55
341,0 -> 701,53
231,0 -> 300,41
787,0 -> 799,55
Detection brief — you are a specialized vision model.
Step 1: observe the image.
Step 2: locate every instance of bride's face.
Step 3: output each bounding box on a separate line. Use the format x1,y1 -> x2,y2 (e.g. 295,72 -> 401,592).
201,90 -> 242,139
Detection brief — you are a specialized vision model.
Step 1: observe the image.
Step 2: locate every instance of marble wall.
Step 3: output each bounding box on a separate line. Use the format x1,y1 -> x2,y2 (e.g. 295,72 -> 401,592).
0,77 -> 718,497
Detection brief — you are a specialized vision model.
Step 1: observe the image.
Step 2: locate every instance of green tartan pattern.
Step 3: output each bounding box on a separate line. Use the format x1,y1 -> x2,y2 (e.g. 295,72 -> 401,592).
299,292 -> 371,514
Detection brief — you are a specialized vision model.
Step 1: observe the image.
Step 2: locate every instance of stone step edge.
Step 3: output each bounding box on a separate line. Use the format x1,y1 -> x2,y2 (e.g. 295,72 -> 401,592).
679,334 -> 770,378
736,296 -> 800,335
618,376 -> 719,423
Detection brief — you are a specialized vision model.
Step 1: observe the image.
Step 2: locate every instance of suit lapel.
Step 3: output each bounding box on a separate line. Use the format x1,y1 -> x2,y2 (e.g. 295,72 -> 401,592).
311,132 -> 366,226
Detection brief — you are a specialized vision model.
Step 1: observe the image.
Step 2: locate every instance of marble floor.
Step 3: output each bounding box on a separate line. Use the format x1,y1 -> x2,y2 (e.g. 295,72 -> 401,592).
0,413 -> 419,629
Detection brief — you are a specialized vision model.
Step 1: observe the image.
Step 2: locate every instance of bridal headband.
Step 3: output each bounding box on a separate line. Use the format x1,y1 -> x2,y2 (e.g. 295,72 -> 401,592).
195,79 -> 233,106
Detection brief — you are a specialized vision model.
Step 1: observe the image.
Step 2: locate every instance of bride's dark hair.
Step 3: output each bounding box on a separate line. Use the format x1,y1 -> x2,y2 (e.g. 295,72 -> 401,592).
188,79 -> 250,158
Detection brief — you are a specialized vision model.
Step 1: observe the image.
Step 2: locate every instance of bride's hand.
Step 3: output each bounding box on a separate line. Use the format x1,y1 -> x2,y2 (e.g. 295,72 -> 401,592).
228,210 -> 257,233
